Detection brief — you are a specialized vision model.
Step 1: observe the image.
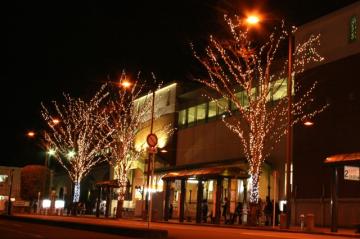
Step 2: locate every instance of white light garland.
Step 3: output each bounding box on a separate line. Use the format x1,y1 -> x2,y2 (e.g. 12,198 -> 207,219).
41,84 -> 114,203
193,16 -> 327,204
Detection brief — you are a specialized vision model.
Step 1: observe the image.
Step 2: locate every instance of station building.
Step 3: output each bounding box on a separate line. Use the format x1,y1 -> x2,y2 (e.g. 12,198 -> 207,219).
112,2 -> 360,227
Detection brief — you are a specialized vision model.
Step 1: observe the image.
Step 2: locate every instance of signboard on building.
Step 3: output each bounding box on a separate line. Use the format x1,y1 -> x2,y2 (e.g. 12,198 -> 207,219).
13,200 -> 30,207
344,166 -> 360,181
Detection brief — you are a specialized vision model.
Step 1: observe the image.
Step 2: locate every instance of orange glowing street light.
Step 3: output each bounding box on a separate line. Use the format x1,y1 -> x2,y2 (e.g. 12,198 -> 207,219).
52,118 -> 60,125
303,120 -> 314,126
245,15 -> 260,25
120,79 -> 132,89
27,131 -> 36,138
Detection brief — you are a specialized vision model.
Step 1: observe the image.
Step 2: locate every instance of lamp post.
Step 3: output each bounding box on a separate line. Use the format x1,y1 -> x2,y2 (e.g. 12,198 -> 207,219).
285,32 -> 293,229
145,89 -> 157,228
245,14 -> 294,227
7,169 -> 14,215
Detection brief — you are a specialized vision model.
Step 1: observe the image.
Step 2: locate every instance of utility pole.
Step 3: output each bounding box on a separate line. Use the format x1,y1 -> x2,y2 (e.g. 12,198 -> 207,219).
146,89 -> 158,228
7,169 -> 15,215
285,31 -> 293,229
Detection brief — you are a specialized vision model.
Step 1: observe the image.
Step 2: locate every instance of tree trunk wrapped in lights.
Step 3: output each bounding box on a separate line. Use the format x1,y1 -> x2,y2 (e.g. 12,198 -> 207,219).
41,84 -> 114,203
193,16 -> 326,205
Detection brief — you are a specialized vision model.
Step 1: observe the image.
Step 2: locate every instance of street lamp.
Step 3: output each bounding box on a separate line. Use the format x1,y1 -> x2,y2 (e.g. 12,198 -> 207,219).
285,30 -> 293,229
7,169 -> 14,215
246,15 -> 260,25
27,131 -> 36,138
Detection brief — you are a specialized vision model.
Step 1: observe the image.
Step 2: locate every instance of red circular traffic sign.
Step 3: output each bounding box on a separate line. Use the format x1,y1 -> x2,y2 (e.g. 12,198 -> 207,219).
146,133 -> 158,147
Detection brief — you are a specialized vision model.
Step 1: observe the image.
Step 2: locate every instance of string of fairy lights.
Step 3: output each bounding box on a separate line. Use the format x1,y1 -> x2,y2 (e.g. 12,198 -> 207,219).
193,15 -> 326,203
41,84 -> 115,203
104,72 -> 154,202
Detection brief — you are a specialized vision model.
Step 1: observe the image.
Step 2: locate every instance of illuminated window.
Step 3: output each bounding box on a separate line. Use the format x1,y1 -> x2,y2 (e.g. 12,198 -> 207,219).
349,15 -> 358,42
218,98 -> 229,115
187,106 -> 196,125
196,103 -> 206,122
271,79 -> 287,101
231,91 -> 244,110
208,101 -> 217,118
0,175 -> 8,183
178,109 -> 187,126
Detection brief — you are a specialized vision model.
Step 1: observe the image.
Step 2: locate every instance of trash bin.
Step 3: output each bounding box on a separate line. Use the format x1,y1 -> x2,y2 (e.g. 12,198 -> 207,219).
306,213 -> 315,231
279,213 -> 287,229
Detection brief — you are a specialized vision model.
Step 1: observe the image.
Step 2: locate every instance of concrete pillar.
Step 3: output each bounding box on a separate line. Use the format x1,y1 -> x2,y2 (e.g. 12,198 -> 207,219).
215,177 -> 223,224
96,186 -> 101,218
331,167 -> 338,232
196,179 -> 203,223
105,186 -> 111,218
179,179 -> 186,222
164,180 -> 171,221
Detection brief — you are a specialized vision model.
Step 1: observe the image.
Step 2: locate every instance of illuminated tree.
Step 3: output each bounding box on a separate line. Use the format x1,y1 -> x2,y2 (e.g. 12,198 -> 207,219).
105,72 -> 174,218
104,72 -> 154,218
41,85 -> 114,203
193,16 -> 326,204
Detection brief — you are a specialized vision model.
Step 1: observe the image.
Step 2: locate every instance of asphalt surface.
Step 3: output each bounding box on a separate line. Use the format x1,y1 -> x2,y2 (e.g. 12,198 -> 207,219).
0,218 -> 132,239
1,216 -> 357,239
159,223 -> 357,239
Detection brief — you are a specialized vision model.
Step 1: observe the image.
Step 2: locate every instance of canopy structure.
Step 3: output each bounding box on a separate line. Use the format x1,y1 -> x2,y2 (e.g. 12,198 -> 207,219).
96,179 -> 120,188
161,166 -> 248,180
324,152 -> 360,232
324,152 -> 360,165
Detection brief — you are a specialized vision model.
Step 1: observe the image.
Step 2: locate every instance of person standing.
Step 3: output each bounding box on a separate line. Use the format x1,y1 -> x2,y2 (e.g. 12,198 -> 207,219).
264,196 -> 273,226
235,202 -> 243,224
202,199 -> 208,223
169,203 -> 173,219
222,197 -> 229,224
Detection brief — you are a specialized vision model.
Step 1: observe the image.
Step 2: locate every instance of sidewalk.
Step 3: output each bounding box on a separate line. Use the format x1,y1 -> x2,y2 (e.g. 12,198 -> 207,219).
3,213 -> 360,238
162,218 -> 359,238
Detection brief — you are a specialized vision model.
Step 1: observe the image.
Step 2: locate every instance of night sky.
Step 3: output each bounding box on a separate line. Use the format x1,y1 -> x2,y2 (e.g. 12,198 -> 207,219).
4,0 -> 359,167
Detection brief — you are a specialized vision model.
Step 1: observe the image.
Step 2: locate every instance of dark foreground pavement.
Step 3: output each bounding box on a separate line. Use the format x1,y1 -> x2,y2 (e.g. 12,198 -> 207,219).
1,214 -> 359,239
0,218 -> 133,239
0,215 -> 167,239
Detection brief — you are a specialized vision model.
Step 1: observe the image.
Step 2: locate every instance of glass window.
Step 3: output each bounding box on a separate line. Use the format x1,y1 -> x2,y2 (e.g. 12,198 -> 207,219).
231,91 -> 244,110
349,15 -> 358,42
208,100 -> 217,118
218,98 -> 229,115
178,109 -> 187,126
187,106 -> 196,125
271,79 -> 287,101
196,103 -> 206,122
0,175 -> 8,183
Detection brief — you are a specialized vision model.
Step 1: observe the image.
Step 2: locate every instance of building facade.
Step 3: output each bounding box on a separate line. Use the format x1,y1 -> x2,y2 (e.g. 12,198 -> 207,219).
113,2 -> 360,227
292,1 -> 360,227
0,166 -> 21,212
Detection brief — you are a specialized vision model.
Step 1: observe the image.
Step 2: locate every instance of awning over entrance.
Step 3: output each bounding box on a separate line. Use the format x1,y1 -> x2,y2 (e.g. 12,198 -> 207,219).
161,166 -> 249,180
95,179 -> 120,188
323,152 -> 360,233
324,152 -> 360,165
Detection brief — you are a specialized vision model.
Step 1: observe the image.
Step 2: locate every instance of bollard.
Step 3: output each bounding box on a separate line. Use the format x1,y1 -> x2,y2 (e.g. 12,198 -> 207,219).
299,214 -> 305,230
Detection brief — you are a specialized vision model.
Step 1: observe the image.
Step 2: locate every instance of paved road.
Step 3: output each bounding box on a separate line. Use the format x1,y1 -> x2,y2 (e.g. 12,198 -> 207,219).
1,216 -> 355,239
152,223 -> 354,239
0,219 -> 131,239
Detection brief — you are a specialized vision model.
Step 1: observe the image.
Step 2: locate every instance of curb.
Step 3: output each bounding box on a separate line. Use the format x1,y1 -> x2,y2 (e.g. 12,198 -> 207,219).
0,215 -> 168,239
